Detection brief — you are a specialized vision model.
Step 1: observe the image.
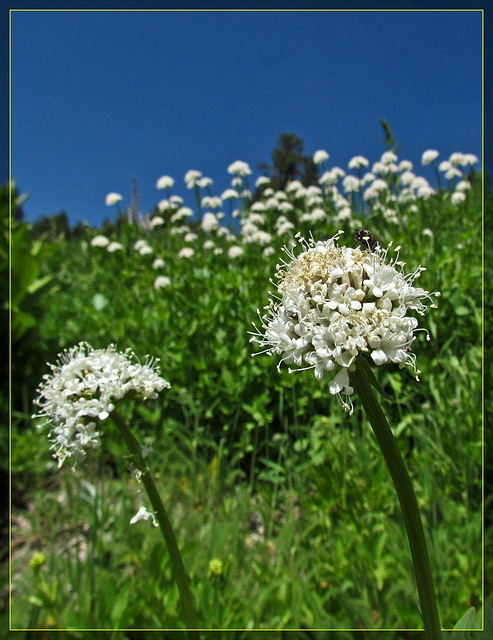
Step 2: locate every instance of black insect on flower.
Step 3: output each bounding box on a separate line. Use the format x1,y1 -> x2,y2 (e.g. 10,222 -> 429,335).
354,228 -> 385,252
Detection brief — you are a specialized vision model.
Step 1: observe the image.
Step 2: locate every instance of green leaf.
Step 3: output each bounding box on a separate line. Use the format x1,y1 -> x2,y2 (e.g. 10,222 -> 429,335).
27,274 -> 53,295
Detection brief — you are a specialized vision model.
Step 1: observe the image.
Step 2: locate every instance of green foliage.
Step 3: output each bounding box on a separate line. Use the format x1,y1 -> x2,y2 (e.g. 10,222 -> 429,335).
8,145 -> 486,635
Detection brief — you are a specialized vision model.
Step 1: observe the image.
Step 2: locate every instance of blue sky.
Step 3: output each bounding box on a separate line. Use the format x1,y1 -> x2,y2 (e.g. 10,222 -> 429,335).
11,9 -> 483,227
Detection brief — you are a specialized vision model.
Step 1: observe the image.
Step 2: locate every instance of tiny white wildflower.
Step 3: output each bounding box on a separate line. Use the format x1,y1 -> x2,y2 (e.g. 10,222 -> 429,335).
130,506 -> 158,527
255,176 -> 270,188
221,188 -> 239,200
445,167 -> 463,180
197,177 -> 213,189
313,150 -> 329,164
202,212 -> 219,233
399,160 -> 413,172
451,191 -> 466,205
184,170 -> 202,188
91,235 -> 110,247
228,161 -> 252,177
156,175 -> 174,190
381,151 -> 398,164
228,246 -> 244,259
179,247 -> 194,259
150,216 -> 164,228
421,150 -> 439,165
455,180 -> 471,192
154,275 -> 171,289
105,193 -> 123,206
348,156 -> 369,170
462,153 -> 478,166
343,175 -> 360,193
107,242 -> 123,253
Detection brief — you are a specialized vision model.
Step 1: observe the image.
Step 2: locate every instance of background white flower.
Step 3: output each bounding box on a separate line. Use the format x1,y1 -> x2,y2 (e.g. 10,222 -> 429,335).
227,160 -> 252,176
154,275 -> 171,289
91,235 -> 110,247
156,175 -> 174,189
105,192 -> 123,206
313,150 -> 329,164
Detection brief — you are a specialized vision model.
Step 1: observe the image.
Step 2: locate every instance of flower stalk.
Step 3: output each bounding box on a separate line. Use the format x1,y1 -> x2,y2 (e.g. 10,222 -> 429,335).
110,410 -> 199,639
349,363 -> 441,640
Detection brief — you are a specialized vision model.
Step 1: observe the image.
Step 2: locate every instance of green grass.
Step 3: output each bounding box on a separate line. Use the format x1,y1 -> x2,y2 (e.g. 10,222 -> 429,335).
5,154 -> 487,638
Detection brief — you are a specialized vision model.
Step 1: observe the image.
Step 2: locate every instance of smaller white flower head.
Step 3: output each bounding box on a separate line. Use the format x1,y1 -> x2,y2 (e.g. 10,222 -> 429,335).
381,151 -> 398,165
348,156 -> 369,170
32,343 -> 170,468
154,275 -> 171,289
421,150 -> 439,165
255,176 -> 270,188
105,193 -> 123,207
107,242 -> 123,253
448,152 -> 465,167
445,167 -> 463,180
178,206 -> 194,218
343,175 -> 360,193
152,258 -> 165,269
455,180 -> 471,192
202,212 -> 219,233
228,160 -> 252,176
184,170 -> 203,188
150,216 -> 164,228
197,176 -> 213,189
228,245 -> 244,259
313,150 -> 329,165
451,191 -> 466,205
221,188 -> 239,200
156,175 -> 174,190
179,247 -> 194,259
462,153 -> 478,166
399,160 -> 413,172
91,235 -> 110,247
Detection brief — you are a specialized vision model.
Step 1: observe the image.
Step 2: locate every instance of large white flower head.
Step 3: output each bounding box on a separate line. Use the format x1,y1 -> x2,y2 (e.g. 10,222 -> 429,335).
32,343 -> 170,468
250,232 -> 440,413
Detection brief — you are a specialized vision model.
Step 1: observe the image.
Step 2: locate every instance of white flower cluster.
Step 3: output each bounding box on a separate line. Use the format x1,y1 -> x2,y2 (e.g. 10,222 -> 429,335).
250,232 -> 440,412
32,343 -> 170,468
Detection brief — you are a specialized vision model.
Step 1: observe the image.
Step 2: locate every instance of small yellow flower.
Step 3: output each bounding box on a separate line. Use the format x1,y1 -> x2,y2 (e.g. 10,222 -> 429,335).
208,558 -> 224,577
29,551 -> 46,573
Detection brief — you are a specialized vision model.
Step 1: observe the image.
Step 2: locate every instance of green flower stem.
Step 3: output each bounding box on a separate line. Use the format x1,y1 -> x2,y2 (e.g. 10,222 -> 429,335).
110,410 -> 199,639
349,365 -> 441,640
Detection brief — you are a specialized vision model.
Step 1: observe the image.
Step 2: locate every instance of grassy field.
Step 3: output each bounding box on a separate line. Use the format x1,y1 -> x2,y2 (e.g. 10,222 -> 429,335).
4,148 -> 489,638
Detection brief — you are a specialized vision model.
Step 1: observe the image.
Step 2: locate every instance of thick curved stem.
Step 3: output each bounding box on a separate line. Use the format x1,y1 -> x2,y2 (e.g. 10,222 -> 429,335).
349,366 -> 441,640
